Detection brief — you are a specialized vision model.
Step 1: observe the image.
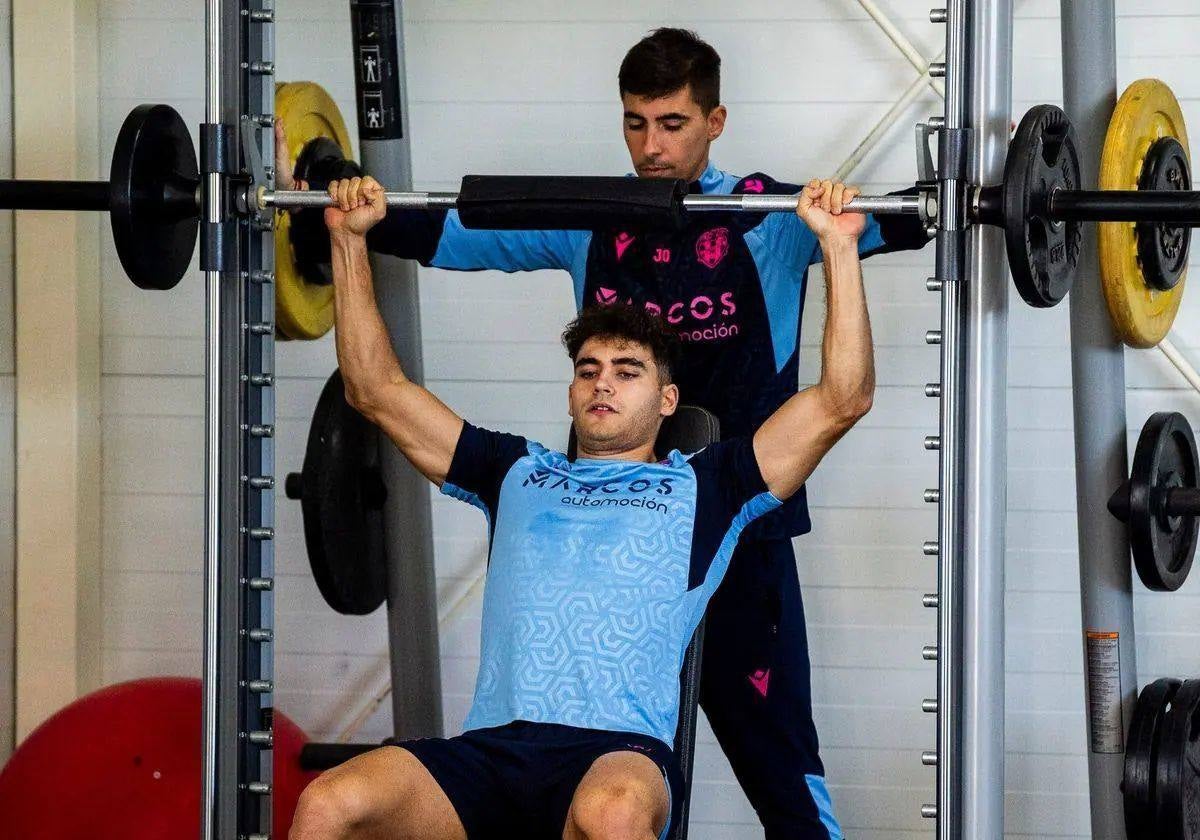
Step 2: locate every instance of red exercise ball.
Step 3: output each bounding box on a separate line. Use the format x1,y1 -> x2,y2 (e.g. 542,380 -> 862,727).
0,677 -> 318,838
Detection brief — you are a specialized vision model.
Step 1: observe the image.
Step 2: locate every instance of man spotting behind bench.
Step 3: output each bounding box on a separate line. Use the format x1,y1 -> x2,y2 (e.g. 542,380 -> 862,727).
287,172 -> 873,840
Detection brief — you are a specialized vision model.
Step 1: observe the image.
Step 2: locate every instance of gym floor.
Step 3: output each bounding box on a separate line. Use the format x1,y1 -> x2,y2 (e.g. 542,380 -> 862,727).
1,2 -> 1199,838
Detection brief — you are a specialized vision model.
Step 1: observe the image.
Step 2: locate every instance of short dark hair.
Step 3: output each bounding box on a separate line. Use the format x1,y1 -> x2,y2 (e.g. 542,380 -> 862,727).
618,28 -> 721,114
562,305 -> 682,384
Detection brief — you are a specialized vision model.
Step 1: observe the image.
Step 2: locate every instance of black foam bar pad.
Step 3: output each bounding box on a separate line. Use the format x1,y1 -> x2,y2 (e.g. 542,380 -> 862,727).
456,175 -> 689,231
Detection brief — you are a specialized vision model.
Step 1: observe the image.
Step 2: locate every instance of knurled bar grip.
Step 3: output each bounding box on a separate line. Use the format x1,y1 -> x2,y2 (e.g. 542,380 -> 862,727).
257,174 -> 922,228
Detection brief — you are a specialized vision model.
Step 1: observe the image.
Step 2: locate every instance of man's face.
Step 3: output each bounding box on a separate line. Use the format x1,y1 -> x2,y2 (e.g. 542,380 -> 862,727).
622,85 -> 727,183
568,337 -> 678,455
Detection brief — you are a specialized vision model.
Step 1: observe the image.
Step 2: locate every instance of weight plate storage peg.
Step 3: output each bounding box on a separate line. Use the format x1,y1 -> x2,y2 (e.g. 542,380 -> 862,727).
1002,104 -> 1083,308
284,369 -> 389,615
273,81 -> 355,340
1109,411 -> 1199,592
1099,79 -> 1191,348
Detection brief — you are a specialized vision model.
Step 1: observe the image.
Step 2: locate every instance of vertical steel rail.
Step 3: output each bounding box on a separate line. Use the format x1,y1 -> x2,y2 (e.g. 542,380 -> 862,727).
201,1 -> 224,836
962,1 -> 1011,837
930,2 -> 971,838
1060,3 -> 1138,838
202,0 -> 276,838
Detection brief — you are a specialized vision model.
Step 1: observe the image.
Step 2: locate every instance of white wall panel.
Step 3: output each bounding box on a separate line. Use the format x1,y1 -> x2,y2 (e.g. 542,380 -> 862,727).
85,1 -> 1200,838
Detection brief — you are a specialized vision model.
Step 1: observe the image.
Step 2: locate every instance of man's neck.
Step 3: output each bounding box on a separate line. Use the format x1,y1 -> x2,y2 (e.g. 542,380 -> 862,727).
684,158 -> 711,185
575,442 -> 658,463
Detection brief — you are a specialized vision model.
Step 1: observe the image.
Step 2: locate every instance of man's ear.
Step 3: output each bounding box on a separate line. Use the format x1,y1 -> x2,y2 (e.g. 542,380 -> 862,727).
707,105 -> 727,142
660,383 -> 680,417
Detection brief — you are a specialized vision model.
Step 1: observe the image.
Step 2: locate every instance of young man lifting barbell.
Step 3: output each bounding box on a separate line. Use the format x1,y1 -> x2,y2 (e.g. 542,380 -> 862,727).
287,172 -> 872,840
278,28 -> 929,837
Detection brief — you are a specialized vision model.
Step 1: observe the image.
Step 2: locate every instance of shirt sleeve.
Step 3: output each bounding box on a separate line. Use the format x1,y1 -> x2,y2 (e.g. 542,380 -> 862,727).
688,436 -> 780,526
684,437 -> 784,593
366,208 -> 588,274
441,423 -> 530,519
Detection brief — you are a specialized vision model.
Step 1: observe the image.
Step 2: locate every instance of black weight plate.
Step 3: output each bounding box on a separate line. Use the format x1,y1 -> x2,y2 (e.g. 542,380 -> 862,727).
1126,678 -> 1183,839
288,136 -> 364,286
1137,136 -> 1192,293
1155,678 -> 1200,839
1003,105 -> 1083,307
286,369 -> 389,615
1130,412 -> 1199,592
109,104 -> 200,290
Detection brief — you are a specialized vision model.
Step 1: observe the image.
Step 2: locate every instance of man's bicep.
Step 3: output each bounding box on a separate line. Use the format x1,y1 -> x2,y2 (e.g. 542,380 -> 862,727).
752,388 -> 844,502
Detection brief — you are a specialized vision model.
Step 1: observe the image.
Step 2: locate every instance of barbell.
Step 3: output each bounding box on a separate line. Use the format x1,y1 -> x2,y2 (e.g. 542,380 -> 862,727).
257,180 -> 924,216
251,87 -> 1197,320
0,79 -> 1191,333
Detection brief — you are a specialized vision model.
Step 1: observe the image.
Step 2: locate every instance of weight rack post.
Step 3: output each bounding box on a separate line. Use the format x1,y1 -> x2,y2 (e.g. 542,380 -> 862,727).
349,0 -> 445,741
961,0 -> 1011,837
1060,3 -> 1139,839
202,0 -> 276,838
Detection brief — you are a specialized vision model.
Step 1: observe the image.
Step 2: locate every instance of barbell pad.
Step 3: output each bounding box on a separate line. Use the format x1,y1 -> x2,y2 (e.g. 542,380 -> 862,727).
456,175 -> 689,231
274,81 -> 354,340
109,104 -> 200,291
1098,78 -> 1190,348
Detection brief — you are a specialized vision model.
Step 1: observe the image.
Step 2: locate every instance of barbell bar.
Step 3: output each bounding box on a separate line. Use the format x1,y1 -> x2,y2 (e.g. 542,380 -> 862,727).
256,185 -> 925,217
976,185 -> 1200,225
0,99 -> 1194,309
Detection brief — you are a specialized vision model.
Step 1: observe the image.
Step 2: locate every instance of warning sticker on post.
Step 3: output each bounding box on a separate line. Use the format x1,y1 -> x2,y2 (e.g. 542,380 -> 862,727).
1085,631 -> 1124,754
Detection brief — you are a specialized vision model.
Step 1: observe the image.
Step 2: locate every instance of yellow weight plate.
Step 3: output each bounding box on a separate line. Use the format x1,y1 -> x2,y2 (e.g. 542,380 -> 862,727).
274,81 -> 353,341
1098,78 -> 1189,348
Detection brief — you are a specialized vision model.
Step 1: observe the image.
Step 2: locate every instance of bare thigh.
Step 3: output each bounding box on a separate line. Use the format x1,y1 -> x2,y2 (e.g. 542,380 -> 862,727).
300,745 -> 467,840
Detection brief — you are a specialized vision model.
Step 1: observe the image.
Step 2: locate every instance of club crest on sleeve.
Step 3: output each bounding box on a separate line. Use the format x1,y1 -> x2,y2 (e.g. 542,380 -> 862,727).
696,227 -> 730,269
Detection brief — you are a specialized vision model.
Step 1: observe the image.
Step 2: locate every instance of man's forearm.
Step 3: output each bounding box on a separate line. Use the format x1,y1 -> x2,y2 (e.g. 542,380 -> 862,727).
817,236 -> 874,421
329,231 -> 408,410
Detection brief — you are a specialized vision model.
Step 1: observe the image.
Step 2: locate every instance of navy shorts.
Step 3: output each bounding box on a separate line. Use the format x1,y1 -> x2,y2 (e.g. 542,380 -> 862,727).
401,720 -> 682,840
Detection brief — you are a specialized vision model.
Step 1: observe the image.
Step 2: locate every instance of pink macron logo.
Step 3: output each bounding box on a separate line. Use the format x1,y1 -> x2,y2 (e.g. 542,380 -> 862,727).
748,668 -> 771,698
614,232 -> 635,261
743,178 -> 765,194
